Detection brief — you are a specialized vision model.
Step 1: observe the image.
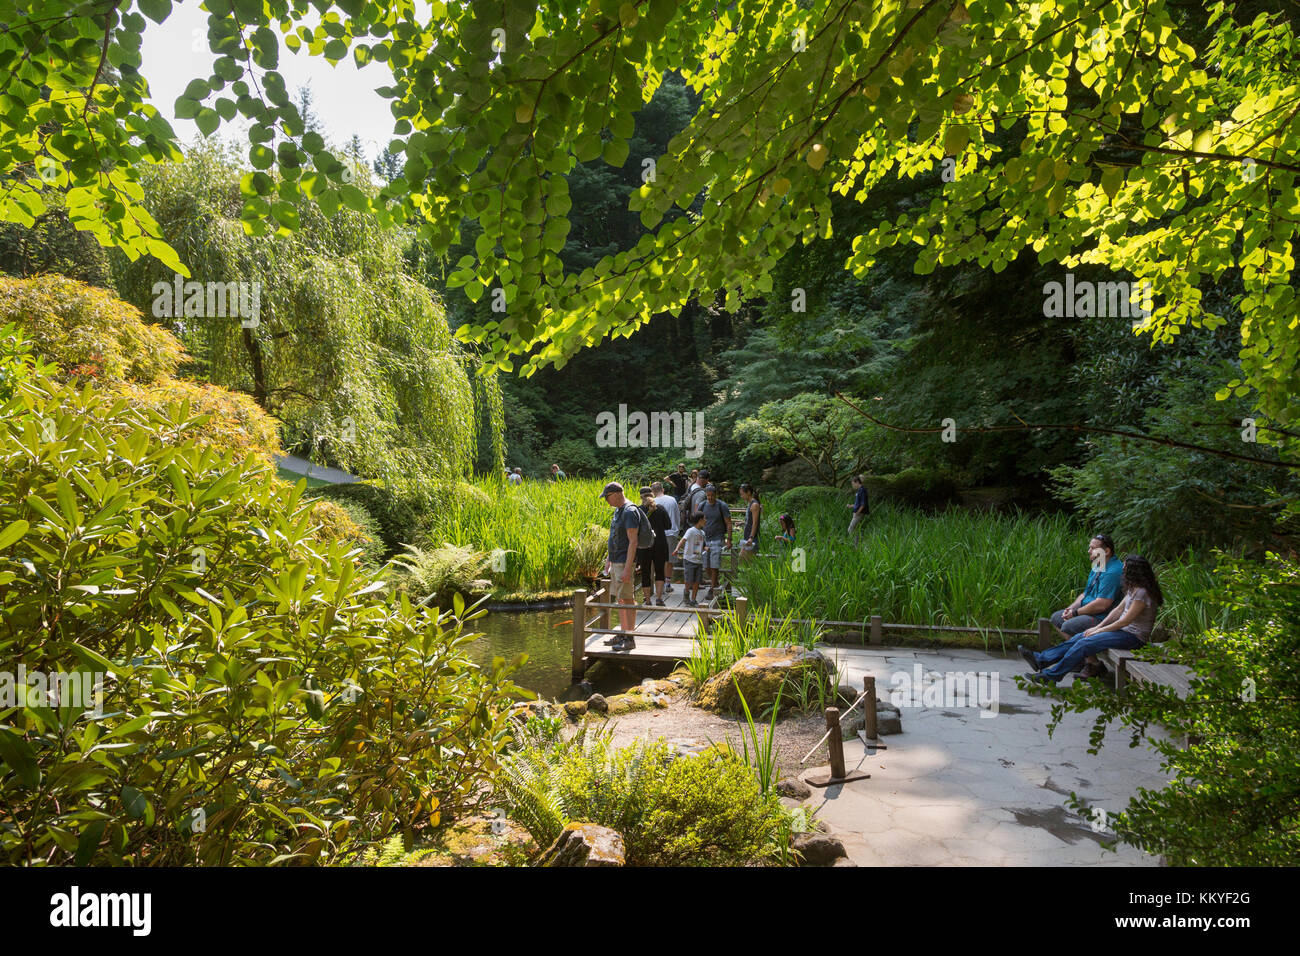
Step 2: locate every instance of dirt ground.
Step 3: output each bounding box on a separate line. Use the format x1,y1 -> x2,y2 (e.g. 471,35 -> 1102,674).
579,693 -> 836,780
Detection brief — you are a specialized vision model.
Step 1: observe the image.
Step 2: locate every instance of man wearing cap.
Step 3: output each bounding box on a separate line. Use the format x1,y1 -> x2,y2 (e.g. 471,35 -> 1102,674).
699,483 -> 732,601
600,481 -> 641,649
687,469 -> 711,522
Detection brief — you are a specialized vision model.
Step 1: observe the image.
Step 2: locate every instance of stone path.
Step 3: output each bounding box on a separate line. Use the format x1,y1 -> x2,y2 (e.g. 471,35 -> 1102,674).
803,646 -> 1169,866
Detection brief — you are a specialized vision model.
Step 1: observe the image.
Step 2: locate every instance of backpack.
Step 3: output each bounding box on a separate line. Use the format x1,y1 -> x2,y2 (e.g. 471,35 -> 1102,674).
618,503 -> 656,549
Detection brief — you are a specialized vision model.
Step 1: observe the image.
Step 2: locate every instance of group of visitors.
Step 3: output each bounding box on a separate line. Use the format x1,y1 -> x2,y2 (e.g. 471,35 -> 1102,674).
503,464 -> 567,483
598,464 -> 771,649
1018,533 -> 1165,683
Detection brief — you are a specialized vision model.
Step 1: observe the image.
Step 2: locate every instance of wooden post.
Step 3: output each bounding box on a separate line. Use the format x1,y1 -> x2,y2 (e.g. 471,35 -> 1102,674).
862,676 -> 878,740
571,589 -> 587,680
825,707 -> 846,781
736,595 -> 748,630
1037,617 -> 1053,651
870,615 -> 882,645
1115,657 -> 1128,696
730,531 -> 739,576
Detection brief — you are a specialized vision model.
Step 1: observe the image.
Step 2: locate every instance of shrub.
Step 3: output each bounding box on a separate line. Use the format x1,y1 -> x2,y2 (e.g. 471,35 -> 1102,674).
629,749 -> 790,866
113,378 -> 282,463
308,498 -> 385,567
313,481 -> 420,558
0,274 -> 184,384
497,724 -> 793,866
773,484 -> 848,516
0,368 -> 522,865
866,466 -> 959,509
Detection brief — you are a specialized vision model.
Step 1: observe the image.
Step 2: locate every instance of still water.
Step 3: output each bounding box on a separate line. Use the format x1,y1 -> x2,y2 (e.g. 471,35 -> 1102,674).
462,606 -> 677,701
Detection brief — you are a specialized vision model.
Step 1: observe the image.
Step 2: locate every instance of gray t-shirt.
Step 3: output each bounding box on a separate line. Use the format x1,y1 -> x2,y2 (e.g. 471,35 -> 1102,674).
1119,587 -> 1159,640
701,499 -> 730,541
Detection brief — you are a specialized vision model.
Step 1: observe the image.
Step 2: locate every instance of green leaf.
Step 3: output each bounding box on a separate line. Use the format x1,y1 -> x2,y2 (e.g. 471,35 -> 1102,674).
120,785 -> 149,820
0,730 -> 40,788
0,519 -> 29,551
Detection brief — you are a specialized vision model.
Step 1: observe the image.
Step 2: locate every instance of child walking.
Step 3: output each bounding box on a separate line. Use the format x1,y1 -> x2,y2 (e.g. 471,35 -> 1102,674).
672,512 -> 708,607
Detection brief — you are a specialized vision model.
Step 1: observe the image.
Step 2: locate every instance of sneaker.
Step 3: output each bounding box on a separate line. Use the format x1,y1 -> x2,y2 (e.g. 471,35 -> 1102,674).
663,584 -> 674,594
1017,644 -> 1040,671
604,633 -> 623,645
612,636 -> 636,651
685,598 -> 697,607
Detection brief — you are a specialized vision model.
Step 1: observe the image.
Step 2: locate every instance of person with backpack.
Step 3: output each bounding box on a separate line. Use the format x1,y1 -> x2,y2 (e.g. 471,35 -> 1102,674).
699,483 -> 732,601
651,481 -> 680,594
636,486 -> 672,606
599,481 -> 644,650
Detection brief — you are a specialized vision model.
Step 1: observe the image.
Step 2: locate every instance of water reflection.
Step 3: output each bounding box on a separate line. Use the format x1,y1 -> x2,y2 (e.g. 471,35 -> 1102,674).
462,607 -> 678,701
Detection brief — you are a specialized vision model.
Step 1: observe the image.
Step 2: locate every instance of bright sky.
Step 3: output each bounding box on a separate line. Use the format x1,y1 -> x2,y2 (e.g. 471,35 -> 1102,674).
139,2 -> 416,164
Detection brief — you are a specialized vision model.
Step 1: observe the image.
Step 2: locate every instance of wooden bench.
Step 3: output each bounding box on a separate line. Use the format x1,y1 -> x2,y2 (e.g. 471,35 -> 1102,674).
1100,648 -> 1194,699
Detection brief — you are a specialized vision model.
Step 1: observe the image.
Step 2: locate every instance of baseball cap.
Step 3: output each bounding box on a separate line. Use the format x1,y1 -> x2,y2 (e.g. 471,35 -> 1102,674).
705,483 -> 716,493
599,481 -> 623,499
639,486 -> 653,497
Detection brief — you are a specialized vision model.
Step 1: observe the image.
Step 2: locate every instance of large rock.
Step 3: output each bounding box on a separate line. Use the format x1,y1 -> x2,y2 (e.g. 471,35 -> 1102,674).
586,693 -> 608,714
776,777 -> 812,800
696,646 -> 835,715
409,815 -> 536,867
791,831 -> 848,867
536,823 -> 625,867
840,699 -> 903,738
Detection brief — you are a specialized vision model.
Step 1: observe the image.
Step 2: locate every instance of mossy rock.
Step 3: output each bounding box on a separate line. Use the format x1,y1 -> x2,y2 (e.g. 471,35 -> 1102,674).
409,816 -> 536,867
606,693 -> 656,716
563,700 -> 588,719
695,646 -> 834,716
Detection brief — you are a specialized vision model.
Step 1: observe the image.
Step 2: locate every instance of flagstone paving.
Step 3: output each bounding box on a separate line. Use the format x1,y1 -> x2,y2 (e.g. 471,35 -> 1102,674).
805,646 -> 1169,866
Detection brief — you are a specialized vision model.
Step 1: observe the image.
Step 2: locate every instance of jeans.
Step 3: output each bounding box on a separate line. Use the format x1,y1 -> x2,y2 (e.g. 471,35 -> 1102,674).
1032,629 -> 1144,680
1050,609 -> 1099,637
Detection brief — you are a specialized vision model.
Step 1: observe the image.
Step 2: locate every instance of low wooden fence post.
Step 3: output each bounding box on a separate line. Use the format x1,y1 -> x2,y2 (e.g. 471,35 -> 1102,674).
571,589 -> 587,680
736,595 -> 748,630
870,615 -> 882,645
863,676 -> 878,739
1037,617 -> 1053,651
825,707 -> 845,780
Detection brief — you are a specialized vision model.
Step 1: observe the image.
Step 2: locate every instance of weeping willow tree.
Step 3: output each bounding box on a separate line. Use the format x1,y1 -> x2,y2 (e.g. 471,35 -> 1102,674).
111,141 -> 496,489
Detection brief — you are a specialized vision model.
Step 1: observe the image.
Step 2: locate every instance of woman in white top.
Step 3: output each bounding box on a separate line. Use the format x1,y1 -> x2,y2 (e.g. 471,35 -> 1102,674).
1026,555 -> 1163,684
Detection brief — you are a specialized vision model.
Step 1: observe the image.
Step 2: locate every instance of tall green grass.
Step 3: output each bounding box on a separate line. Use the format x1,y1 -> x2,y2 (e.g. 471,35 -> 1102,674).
741,499 -> 1240,640
419,476 -> 611,595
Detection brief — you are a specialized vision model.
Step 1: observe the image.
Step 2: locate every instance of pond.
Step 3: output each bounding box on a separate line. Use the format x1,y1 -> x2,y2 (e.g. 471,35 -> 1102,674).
463,606 -> 678,701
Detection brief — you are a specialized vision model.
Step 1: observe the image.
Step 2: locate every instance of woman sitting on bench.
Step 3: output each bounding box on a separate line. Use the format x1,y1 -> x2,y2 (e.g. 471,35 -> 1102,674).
1021,554 -> 1164,684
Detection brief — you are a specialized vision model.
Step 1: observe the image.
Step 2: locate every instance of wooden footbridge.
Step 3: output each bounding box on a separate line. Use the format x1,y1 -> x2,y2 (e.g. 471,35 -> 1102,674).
569,536 -> 747,678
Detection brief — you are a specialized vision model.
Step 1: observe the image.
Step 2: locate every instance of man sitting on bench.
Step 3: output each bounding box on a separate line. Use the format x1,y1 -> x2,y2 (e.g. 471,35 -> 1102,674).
1051,533 -> 1123,638
1018,533 -> 1121,677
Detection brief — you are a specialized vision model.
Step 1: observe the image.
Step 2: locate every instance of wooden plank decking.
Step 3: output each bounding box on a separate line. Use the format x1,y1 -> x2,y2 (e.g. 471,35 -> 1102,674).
572,578 -> 745,674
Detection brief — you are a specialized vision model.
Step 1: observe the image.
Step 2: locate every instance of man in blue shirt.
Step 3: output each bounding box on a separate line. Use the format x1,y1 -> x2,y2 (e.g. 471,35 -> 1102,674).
1020,533 -> 1123,672
601,481 -> 642,649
